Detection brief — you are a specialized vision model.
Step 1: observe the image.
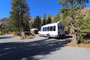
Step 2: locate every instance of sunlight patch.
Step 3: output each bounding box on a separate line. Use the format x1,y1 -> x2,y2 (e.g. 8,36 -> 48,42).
21,58 -> 27,60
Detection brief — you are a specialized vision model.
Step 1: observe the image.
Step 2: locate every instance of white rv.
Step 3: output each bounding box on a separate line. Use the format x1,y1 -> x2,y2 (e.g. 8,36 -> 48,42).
38,22 -> 65,38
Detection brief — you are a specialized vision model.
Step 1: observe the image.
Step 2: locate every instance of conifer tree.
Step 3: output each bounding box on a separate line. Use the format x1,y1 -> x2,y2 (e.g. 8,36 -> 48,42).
10,0 -> 30,34
33,16 -> 41,30
47,14 -> 52,24
53,12 -> 60,23
43,13 -> 46,25
59,0 -> 89,44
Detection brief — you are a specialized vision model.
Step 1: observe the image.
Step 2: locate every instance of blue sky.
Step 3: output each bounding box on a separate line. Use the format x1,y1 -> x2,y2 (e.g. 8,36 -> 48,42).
0,0 -> 90,19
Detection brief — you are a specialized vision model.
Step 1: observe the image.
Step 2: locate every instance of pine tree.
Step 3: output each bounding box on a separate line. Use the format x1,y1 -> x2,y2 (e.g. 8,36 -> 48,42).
33,16 -> 41,30
47,14 -> 52,24
43,13 -> 46,25
9,0 -> 20,32
76,14 -> 90,43
53,12 -> 60,23
10,0 -> 30,34
59,0 -> 89,44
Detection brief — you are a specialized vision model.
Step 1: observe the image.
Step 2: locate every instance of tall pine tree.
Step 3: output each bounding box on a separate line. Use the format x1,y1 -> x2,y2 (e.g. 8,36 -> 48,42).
59,0 -> 89,44
53,12 -> 60,23
43,13 -> 46,25
33,16 -> 41,30
47,14 -> 52,24
10,0 -> 30,34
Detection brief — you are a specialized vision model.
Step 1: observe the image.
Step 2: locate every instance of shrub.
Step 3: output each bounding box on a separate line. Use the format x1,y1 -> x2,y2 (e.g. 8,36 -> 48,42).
21,36 -> 25,40
0,32 -> 5,35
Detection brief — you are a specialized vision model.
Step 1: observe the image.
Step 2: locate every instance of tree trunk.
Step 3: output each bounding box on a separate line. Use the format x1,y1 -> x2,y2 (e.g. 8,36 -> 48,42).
70,11 -> 78,44
70,25 -> 78,45
72,33 -> 78,44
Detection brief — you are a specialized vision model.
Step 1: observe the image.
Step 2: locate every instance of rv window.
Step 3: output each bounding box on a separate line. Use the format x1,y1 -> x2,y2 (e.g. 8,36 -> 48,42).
50,26 -> 53,31
43,28 -> 44,31
43,27 -> 45,31
60,26 -> 64,30
58,25 -> 64,30
50,27 -> 51,31
53,26 -> 56,31
44,27 -> 46,31
58,25 -> 60,30
42,26 -> 56,31
46,27 -> 48,31
47,27 -> 49,31
45,27 -> 47,31
46,27 -> 47,31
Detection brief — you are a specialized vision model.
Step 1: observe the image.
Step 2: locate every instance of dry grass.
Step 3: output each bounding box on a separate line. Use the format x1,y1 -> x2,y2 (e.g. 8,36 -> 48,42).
66,42 -> 90,48
17,35 -> 34,40
0,32 -> 5,35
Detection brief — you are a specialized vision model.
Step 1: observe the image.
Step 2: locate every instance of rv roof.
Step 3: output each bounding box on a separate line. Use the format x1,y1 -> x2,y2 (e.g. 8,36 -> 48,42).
42,22 -> 60,27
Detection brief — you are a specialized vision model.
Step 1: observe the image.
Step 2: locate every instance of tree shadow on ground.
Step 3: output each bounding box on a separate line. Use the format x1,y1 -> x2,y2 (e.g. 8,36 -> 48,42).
55,36 -> 72,40
0,38 -> 71,60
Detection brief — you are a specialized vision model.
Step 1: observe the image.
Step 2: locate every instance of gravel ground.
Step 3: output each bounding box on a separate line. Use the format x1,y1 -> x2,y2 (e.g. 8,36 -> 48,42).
35,47 -> 90,60
0,34 -> 90,60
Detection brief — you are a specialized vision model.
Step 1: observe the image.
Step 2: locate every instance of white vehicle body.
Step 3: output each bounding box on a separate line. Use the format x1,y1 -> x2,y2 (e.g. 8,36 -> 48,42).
38,22 -> 65,38
30,28 -> 38,34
